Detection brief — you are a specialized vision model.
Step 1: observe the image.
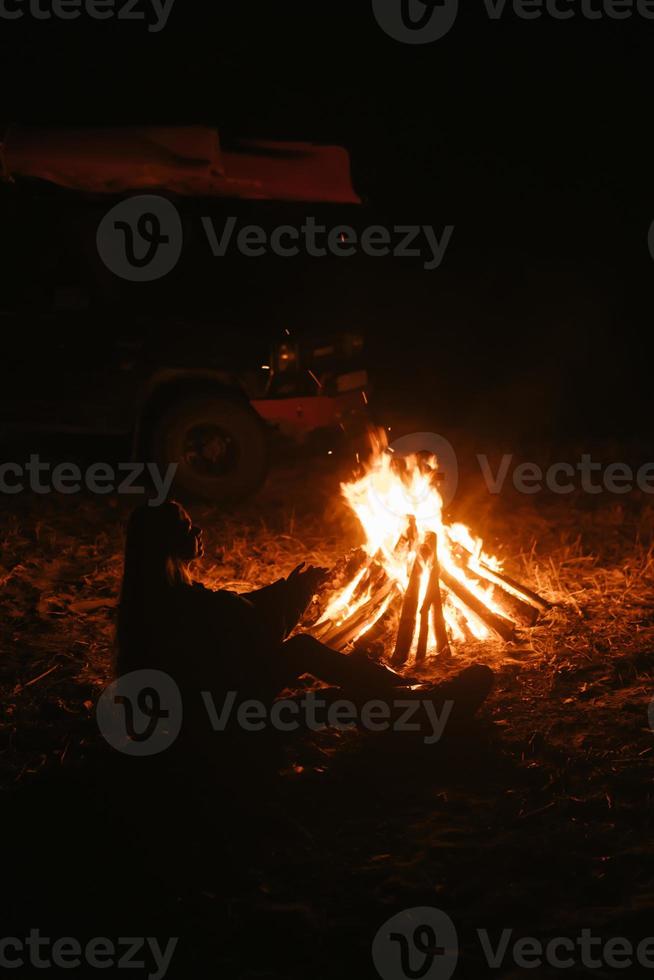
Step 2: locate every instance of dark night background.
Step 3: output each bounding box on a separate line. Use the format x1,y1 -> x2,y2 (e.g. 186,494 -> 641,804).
3,6 -> 654,980
1,1 -> 652,446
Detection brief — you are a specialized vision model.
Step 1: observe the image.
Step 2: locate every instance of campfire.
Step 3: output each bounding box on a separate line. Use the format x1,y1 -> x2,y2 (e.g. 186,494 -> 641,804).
311,431 -> 550,668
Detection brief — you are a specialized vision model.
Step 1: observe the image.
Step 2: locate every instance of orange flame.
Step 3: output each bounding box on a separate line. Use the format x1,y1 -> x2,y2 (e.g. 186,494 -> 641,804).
318,431 -> 508,660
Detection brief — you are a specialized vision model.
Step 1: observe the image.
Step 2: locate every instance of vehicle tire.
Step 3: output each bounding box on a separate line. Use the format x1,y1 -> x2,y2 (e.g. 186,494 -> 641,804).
150,391 -> 268,502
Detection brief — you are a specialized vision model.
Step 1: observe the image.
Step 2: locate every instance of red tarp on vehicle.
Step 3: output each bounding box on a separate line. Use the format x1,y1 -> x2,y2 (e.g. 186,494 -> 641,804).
0,125 -> 361,204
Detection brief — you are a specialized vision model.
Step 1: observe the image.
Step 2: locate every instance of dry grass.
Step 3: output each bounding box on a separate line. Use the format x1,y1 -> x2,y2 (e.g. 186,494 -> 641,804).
3,459 -> 654,976
2,462 -> 654,787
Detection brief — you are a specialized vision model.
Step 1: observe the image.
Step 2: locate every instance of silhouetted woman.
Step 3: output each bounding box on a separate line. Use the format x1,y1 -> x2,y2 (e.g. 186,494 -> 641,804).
116,501 -> 493,739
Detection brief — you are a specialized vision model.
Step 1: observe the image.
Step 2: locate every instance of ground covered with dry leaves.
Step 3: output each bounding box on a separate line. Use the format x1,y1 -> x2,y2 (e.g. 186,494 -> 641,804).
2,455 -> 654,979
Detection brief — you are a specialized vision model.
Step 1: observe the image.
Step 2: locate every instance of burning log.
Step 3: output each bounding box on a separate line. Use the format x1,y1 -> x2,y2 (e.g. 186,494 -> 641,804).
350,562 -> 384,604
449,537 -> 550,615
326,586 -> 397,650
311,558 -> 380,641
310,436 -> 554,664
353,594 -> 399,650
488,584 -> 540,627
430,549 -> 452,661
477,562 -> 551,612
313,521 -> 425,651
454,561 -> 540,628
319,577 -> 396,649
415,569 -> 433,665
415,533 -> 450,663
402,514 -> 418,550
391,551 -> 422,667
492,589 -> 539,628
340,547 -> 369,584
452,606 -> 475,642
439,567 -> 516,642
415,571 -> 433,665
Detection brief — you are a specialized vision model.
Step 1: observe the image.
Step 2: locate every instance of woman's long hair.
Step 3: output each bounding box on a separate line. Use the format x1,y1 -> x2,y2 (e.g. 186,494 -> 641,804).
115,502 -> 193,677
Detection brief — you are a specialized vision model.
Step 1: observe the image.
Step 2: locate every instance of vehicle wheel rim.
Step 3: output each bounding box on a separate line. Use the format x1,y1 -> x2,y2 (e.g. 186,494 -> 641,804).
182,423 -> 238,477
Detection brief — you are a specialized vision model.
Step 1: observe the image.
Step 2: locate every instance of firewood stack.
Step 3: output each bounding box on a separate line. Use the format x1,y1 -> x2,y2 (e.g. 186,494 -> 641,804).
310,519 -> 550,665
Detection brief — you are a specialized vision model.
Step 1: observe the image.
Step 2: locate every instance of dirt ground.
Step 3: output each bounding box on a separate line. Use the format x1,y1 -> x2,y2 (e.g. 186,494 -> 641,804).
2,453 -> 654,979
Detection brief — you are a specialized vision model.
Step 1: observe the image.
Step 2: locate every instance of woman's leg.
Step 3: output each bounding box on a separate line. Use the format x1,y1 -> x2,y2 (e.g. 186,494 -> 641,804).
428,663 -> 494,718
278,638 -> 495,725
279,634 -> 402,694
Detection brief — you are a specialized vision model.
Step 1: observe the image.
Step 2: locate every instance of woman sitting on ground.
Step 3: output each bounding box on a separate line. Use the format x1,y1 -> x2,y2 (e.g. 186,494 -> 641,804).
115,501 -> 493,738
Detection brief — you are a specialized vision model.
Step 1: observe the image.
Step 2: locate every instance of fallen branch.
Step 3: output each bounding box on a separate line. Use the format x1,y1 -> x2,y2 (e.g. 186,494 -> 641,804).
13,663 -> 60,695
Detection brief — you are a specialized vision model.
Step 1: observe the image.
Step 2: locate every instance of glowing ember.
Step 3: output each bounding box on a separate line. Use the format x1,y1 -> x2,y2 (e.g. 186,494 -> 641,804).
313,430 -> 547,665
